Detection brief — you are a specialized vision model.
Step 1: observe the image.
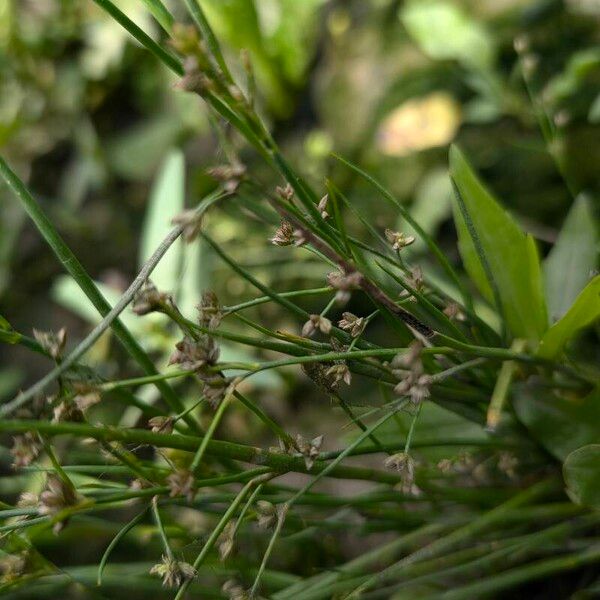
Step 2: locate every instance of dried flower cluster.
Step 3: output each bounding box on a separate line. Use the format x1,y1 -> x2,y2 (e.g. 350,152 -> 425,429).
327,270 -> 362,305
33,327 -> 66,360
390,340 -> 432,405
150,555 -> 197,588
338,312 -> 366,337
132,280 -> 172,316
301,314 -> 332,337
384,452 -> 421,496
384,229 -> 415,251
295,434 -> 324,470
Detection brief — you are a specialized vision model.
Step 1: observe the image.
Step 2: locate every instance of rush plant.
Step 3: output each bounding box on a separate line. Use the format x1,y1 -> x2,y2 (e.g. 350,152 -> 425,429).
1,2 -> 599,599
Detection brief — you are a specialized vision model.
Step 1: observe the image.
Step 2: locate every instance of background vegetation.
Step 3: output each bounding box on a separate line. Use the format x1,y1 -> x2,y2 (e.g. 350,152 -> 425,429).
1,0 -> 599,598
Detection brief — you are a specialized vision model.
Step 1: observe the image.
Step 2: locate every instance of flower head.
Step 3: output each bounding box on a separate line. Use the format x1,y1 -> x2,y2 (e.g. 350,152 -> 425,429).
271,220 -> 295,246
384,452 -> 420,496
132,280 -> 171,316
327,270 -> 362,305
33,327 -> 67,360
166,469 -> 195,502
150,555 -> 197,588
148,416 -> 174,434
295,434 -> 323,471
275,184 -> 294,201
10,433 -> 41,469
171,209 -> 204,243
169,336 -> 219,372
318,194 -> 329,219
301,314 -> 332,337
207,163 -> 246,193
325,363 -> 352,387
384,229 -> 415,251
197,290 -> 222,329
39,474 -> 81,533
222,580 -> 249,600
255,500 -> 277,530
338,312 -> 366,337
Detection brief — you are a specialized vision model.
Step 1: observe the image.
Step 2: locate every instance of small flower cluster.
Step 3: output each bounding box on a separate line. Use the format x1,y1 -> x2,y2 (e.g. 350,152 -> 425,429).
295,434 -> 323,470
10,432 -> 41,469
384,229 -> 415,251
38,474 -> 82,534
327,270 -> 362,305
207,163 -> 246,193
132,280 -> 172,316
169,336 -> 219,372
33,327 -> 67,360
338,312 -> 366,337
166,469 -> 195,502
197,290 -> 223,329
218,520 -> 236,560
270,219 -> 306,247
399,266 -> 424,301
390,340 -> 432,406
150,555 -> 197,588
172,209 -> 204,242
222,580 -> 249,600
301,314 -> 332,337
318,194 -> 329,219
384,452 -> 421,496
255,500 -> 278,530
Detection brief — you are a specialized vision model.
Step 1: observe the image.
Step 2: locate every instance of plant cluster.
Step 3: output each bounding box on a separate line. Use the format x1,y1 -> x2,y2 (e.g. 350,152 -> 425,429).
0,1 -> 599,599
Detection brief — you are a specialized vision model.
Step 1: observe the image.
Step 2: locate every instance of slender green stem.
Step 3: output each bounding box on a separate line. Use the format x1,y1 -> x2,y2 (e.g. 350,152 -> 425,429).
97,508 -> 148,585
174,478 -> 261,599
151,496 -> 174,559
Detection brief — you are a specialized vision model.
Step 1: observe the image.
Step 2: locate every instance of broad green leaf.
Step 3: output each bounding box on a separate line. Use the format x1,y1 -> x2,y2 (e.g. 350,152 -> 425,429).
544,195 -> 598,322
514,383 -> 600,460
139,149 -> 185,293
538,276 -> 600,359
449,145 -> 548,342
401,0 -> 494,70
563,444 -> 600,508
